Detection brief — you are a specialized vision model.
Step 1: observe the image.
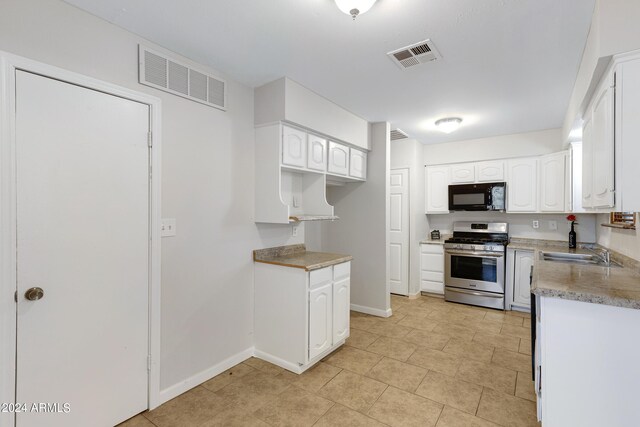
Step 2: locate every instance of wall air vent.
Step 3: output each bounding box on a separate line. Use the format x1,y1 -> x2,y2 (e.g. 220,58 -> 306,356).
387,39 -> 441,70
390,129 -> 409,141
139,45 -> 227,111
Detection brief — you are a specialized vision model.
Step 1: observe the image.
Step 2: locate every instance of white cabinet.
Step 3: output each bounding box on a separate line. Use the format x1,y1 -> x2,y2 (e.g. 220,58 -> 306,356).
349,148 -> 367,180
507,158 -> 538,212
590,83 -> 615,208
282,126 -> 307,168
425,166 -> 450,214
420,243 -> 444,294
540,152 -> 567,212
450,163 -> 476,183
307,134 -> 327,172
476,160 -> 505,182
513,250 -> 533,308
328,141 -> 350,176
581,116 -> 594,209
254,261 -> 351,373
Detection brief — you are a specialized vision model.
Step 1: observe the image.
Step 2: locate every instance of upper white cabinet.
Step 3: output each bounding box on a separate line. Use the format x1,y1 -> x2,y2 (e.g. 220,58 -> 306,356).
282,125 -> 307,168
590,81 -> 615,208
476,160 -> 505,182
349,148 -> 367,180
450,163 -> 476,183
507,157 -> 538,212
425,166 -> 450,214
307,134 -> 327,172
581,116 -> 594,209
328,141 -> 350,176
539,151 -> 567,212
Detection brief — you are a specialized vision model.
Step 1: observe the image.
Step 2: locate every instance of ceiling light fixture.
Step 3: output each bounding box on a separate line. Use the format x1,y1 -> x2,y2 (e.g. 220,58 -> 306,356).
435,117 -> 463,134
334,0 -> 377,19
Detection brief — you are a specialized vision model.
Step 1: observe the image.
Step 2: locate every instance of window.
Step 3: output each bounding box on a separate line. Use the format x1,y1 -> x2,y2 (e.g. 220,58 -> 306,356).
604,212 -> 637,230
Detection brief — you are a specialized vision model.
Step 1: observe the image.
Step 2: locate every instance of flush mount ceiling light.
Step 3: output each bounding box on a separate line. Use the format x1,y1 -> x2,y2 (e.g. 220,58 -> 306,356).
335,0 -> 377,19
435,117 -> 463,134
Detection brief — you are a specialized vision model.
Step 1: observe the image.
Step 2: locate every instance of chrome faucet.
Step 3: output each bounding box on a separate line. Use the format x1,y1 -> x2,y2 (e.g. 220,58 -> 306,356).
589,247 -> 612,266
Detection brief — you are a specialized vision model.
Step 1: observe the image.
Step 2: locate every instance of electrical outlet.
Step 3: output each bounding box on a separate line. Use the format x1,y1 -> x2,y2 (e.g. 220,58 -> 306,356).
292,225 -> 299,237
548,220 -> 558,230
532,220 -> 540,229
161,218 -> 177,237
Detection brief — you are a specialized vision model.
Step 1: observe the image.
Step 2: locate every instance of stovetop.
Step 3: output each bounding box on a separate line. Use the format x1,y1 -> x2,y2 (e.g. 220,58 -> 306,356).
444,221 -> 509,252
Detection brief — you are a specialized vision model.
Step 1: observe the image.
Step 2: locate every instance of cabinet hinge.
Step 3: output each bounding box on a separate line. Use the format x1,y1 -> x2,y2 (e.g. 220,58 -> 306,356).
147,132 -> 153,148
14,291 -> 17,303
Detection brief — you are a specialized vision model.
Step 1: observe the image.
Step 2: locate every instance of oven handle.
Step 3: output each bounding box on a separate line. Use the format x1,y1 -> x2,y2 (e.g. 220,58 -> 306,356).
445,250 -> 504,258
446,288 -> 504,298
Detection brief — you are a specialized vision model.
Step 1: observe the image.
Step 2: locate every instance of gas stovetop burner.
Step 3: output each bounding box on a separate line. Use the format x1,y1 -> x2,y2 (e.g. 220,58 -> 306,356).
445,237 -> 509,245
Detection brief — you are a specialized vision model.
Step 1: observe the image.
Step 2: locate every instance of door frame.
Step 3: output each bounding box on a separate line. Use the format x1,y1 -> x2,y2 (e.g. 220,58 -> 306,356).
0,51 -> 163,426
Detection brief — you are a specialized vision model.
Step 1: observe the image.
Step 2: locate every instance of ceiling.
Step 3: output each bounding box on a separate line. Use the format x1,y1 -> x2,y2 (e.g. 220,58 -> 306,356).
63,0 -> 596,144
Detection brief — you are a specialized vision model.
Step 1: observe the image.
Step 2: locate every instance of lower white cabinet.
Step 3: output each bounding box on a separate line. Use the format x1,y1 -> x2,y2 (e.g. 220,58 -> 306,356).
506,248 -> 533,310
254,261 -> 350,373
420,243 -> 444,294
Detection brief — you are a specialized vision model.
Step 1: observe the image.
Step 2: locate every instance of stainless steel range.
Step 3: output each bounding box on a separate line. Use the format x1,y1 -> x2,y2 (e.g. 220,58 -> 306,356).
444,222 -> 508,310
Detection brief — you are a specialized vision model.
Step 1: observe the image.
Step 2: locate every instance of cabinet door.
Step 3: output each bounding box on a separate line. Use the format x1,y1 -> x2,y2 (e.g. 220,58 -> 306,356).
349,148 -> 367,179
581,116 -> 594,208
328,141 -> 349,175
309,282 -> 332,359
332,277 -> 350,344
540,152 -> 566,212
513,250 -> 534,307
477,160 -> 505,182
307,134 -> 327,171
450,163 -> 476,183
425,166 -> 450,213
507,158 -> 538,212
282,126 -> 307,168
591,84 -> 615,208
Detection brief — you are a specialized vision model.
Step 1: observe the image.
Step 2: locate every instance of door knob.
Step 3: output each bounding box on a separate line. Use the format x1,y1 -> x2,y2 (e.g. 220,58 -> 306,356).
25,287 -> 44,301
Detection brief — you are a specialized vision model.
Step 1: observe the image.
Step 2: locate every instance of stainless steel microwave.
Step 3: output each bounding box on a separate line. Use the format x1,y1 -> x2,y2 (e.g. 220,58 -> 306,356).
448,182 -> 506,211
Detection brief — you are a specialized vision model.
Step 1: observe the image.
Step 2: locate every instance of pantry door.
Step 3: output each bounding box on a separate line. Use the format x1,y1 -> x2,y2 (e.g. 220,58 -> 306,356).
15,70 -> 150,427
389,168 -> 410,296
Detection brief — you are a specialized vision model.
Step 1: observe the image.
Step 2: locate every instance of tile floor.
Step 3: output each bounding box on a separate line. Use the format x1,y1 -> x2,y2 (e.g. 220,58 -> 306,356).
119,295 -> 539,427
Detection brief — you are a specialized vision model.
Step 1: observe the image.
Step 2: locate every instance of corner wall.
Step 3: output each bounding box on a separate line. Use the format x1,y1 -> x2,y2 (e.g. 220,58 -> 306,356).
596,213 -> 640,260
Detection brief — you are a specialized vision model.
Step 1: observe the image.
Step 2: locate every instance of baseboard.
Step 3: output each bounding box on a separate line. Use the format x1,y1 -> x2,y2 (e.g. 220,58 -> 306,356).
408,290 -> 421,299
254,349 -> 303,374
351,303 -> 392,318
156,347 -> 254,407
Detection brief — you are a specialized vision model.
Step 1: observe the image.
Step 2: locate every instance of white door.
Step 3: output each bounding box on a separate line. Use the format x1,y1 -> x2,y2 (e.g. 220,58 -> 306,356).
513,250 -> 534,307
332,278 -> 350,343
507,158 -> 538,212
349,148 -> 367,179
309,283 -> 333,359
307,134 -> 327,171
540,152 -> 566,212
327,141 -> 349,175
591,84 -> 615,208
477,160 -> 505,182
425,166 -> 450,213
390,169 -> 410,296
450,163 -> 476,183
282,125 -> 307,168
15,71 -> 149,427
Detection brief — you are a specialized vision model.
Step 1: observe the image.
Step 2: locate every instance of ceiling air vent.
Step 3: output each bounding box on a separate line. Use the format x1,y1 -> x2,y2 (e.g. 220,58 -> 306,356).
390,129 -> 409,141
387,39 -> 441,70
139,45 -> 227,111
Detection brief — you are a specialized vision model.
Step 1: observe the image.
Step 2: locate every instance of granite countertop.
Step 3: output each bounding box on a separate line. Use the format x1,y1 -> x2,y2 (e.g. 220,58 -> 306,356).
420,234 -> 451,245
253,244 -> 352,271
525,239 -> 640,310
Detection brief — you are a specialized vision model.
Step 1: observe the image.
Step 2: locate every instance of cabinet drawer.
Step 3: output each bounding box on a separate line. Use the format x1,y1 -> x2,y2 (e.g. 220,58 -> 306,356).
421,244 -> 444,254
309,266 -> 332,289
421,271 -> 444,283
333,261 -> 350,280
421,280 -> 444,294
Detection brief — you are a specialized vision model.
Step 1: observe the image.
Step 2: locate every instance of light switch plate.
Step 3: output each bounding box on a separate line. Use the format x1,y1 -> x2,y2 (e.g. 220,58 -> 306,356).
161,218 -> 177,237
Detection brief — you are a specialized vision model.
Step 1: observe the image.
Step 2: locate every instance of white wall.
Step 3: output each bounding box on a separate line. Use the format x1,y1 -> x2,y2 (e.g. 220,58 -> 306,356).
0,0 -> 302,399
596,213 -> 640,260
423,128 -> 563,165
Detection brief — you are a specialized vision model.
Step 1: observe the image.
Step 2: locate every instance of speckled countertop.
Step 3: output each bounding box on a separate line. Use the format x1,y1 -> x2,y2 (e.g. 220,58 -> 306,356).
517,238 -> 640,310
253,244 -> 352,271
420,234 -> 451,245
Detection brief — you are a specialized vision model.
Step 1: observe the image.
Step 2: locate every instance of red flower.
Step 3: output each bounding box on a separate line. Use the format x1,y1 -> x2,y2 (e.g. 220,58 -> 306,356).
566,214 -> 577,222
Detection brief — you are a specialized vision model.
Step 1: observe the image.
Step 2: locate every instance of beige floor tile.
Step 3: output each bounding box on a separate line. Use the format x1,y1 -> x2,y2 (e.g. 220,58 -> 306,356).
443,338 -> 495,363
432,323 -> 476,340
519,339 -> 532,356
484,311 -> 524,326
397,314 -> 440,331
515,371 -> 536,402
144,386 -> 230,427
252,386 -> 333,427
500,324 -> 531,340
476,387 -> 540,427
366,336 -> 417,361
243,357 -> 284,376
366,357 -> 428,392
314,404 -> 387,427
450,305 -> 488,322
415,370 -> 483,414
202,363 -> 256,392
473,332 -> 520,352
403,329 -> 451,350
291,362 -> 342,392
435,406 -> 500,427
376,311 -> 408,324
213,371 -> 290,413
350,316 -> 382,332
407,347 -> 462,376
394,304 -> 432,318
117,414 -> 156,427
367,386 -> 443,427
491,348 -> 532,374
345,328 -> 379,350
507,310 -> 531,319
427,310 -> 469,323
350,310 -> 369,318
458,319 -> 503,335
456,359 -> 516,395
322,345 -> 382,375
367,321 -> 413,338
317,370 -> 387,413
202,404 -> 270,427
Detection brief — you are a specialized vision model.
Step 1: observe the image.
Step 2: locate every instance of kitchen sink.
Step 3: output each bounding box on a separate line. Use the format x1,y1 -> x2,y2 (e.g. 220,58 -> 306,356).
540,251 -> 621,267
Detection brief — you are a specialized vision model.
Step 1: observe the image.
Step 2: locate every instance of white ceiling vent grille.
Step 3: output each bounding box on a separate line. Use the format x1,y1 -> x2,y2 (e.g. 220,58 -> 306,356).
387,39 -> 441,70
390,129 -> 409,141
139,45 -> 227,111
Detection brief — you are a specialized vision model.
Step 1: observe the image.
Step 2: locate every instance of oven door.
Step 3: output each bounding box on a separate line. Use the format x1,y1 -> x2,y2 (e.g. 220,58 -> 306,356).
445,250 -> 505,293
